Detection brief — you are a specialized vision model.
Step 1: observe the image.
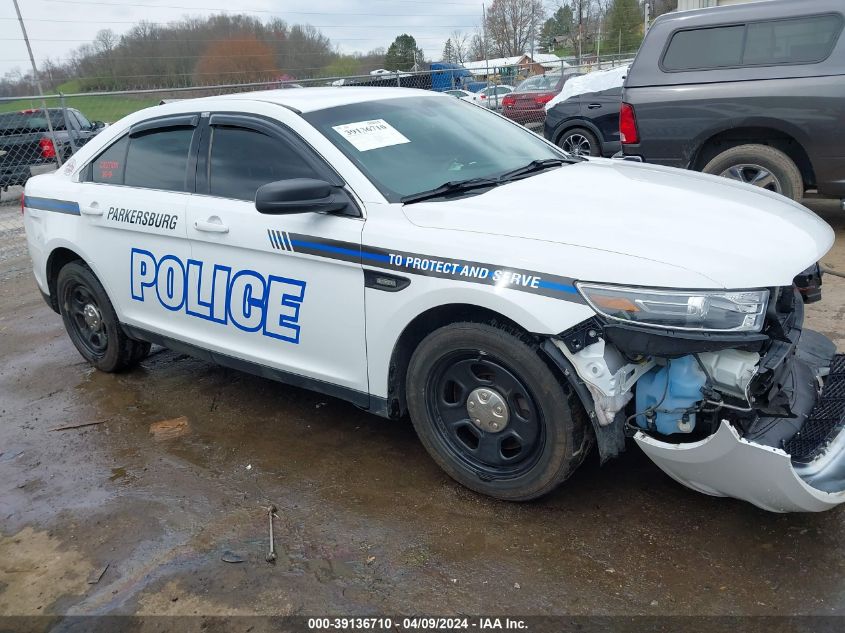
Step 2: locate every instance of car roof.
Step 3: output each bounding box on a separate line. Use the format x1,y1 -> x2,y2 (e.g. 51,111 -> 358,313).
655,0 -> 840,27
178,86 -> 440,114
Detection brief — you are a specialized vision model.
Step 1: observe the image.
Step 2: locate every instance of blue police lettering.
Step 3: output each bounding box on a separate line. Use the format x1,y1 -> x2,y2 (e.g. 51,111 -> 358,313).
131,249 -> 305,343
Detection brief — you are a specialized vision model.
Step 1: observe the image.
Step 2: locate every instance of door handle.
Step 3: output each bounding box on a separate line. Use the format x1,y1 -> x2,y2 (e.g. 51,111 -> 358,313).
194,217 -> 229,233
587,103 -> 602,109
81,202 -> 103,216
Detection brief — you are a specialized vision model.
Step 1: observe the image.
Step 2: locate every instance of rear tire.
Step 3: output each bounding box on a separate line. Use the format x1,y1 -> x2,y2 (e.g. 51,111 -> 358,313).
57,261 -> 149,372
702,144 -> 803,201
557,127 -> 601,157
406,322 -> 590,501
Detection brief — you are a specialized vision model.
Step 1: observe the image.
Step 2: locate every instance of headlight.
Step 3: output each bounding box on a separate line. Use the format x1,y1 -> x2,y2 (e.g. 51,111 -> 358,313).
576,283 -> 769,332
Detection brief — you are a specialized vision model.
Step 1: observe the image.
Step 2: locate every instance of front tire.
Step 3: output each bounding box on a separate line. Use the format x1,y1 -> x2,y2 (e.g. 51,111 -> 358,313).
702,144 -> 803,201
406,322 -> 590,501
57,261 -> 150,372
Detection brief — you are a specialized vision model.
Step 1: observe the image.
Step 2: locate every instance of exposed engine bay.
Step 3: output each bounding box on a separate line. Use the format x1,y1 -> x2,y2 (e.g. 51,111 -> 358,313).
548,272 -> 845,512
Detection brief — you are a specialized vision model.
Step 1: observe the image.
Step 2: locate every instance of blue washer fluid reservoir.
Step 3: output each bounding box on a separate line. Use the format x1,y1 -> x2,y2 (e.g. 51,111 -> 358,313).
635,356 -> 707,435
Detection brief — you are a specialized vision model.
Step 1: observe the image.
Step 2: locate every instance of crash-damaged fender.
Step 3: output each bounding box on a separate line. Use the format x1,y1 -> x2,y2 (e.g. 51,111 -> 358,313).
635,420 -> 845,513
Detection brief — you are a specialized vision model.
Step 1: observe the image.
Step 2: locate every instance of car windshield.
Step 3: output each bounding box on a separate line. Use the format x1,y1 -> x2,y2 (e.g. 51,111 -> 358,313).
515,74 -> 560,92
303,96 -> 563,203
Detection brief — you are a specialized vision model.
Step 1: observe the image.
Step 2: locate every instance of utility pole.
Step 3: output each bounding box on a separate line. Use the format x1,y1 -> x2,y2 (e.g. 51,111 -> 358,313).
596,17 -> 602,67
12,0 -> 62,167
529,3 -> 536,59
578,0 -> 584,66
482,3 -> 490,82
644,2 -> 651,36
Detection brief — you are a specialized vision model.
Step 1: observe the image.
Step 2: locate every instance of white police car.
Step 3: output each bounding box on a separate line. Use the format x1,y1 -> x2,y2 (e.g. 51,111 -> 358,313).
22,87 -> 845,511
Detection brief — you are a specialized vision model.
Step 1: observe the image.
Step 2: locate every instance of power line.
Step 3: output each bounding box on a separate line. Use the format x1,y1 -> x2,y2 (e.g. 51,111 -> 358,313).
35,0 -> 481,14
0,36 -> 461,43
2,16 -> 479,23
0,20 -> 478,28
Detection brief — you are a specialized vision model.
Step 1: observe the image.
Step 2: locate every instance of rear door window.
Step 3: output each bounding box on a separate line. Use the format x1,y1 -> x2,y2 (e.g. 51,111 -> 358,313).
124,127 -> 194,192
91,135 -> 128,184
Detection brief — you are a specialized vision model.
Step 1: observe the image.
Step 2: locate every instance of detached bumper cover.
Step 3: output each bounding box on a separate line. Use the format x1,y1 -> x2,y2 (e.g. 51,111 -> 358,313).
635,421 -> 845,512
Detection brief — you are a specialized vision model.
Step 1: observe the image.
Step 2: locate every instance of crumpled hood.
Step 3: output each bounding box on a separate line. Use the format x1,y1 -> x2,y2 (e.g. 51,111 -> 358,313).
402,159 -> 834,288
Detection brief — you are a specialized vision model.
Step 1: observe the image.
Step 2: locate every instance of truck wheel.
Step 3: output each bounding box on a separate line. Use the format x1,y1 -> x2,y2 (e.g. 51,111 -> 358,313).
702,144 -> 804,201
57,261 -> 149,372
406,322 -> 589,501
557,127 -> 601,157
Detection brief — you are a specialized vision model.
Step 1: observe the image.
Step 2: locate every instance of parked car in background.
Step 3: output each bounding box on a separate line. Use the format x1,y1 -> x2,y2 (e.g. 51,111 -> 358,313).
502,71 -> 582,130
543,66 -> 628,157
444,89 -> 482,106
543,86 -> 621,156
622,0 -> 845,203
0,107 -> 105,190
478,85 -> 514,111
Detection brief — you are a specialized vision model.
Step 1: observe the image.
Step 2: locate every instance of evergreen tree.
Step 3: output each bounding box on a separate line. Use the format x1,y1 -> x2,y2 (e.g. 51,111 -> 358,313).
442,38 -> 455,63
384,34 -> 423,71
604,0 -> 643,55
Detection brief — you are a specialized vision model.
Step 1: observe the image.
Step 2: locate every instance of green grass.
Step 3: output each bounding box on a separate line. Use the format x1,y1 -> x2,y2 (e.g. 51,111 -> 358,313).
0,79 -> 161,123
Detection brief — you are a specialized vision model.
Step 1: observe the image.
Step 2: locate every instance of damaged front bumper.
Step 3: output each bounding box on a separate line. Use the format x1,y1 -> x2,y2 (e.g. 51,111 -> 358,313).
552,283 -> 845,512
637,351 -> 845,513
636,418 -> 845,513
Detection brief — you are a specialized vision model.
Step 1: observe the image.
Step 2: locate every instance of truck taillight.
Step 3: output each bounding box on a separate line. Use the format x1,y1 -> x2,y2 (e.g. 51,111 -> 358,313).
620,102 -> 639,145
39,137 -> 57,159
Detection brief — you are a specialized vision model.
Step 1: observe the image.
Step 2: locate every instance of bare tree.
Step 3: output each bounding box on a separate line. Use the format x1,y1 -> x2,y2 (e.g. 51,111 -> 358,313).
469,32 -> 489,61
485,0 -> 545,57
93,29 -> 118,55
450,30 -> 470,64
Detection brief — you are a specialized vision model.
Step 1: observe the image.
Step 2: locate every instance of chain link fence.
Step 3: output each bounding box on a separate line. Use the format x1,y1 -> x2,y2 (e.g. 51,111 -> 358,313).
1,56 -> 633,219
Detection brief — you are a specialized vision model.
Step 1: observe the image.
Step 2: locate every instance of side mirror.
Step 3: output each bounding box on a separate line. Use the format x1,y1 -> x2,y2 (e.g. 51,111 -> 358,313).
92,121 -> 105,130
255,178 -> 355,215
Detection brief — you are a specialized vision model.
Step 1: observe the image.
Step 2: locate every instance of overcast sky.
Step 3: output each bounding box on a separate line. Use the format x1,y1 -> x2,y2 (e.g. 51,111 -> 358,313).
1,0 -> 491,78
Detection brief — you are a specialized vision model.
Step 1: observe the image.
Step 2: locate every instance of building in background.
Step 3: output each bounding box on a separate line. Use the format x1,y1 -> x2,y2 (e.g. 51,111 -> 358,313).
678,0 -> 761,9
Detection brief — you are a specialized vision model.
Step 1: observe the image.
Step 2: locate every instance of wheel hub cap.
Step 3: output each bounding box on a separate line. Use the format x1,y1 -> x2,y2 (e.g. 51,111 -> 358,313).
467,387 -> 509,433
82,303 -> 102,330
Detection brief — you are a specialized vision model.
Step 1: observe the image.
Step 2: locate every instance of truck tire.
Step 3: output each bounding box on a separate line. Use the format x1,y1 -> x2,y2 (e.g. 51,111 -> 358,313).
57,261 -> 150,372
702,144 -> 804,201
557,127 -> 601,157
406,322 -> 589,501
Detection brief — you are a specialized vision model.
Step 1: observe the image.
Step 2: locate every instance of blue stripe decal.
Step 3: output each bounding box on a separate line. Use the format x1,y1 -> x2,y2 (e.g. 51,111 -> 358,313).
282,231 -> 292,251
537,280 -> 579,294
289,239 -> 393,261
268,229 -> 279,249
24,196 -> 80,216
360,250 -> 392,263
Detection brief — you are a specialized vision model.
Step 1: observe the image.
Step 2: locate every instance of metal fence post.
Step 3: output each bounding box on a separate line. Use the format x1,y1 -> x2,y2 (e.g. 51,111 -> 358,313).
60,92 -> 78,156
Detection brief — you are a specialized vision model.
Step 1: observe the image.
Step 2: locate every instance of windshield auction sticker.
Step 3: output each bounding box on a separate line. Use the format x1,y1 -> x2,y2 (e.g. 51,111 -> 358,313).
331,119 -> 410,152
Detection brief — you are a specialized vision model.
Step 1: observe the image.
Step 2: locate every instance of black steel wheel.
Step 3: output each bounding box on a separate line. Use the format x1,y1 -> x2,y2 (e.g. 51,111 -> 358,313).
57,261 -> 150,372
406,322 -> 590,501
64,280 -> 109,357
427,351 -> 545,478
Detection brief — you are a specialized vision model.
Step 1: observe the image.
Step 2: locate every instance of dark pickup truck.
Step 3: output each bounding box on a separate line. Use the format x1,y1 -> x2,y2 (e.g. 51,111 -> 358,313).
0,108 -> 105,190
621,0 -> 845,203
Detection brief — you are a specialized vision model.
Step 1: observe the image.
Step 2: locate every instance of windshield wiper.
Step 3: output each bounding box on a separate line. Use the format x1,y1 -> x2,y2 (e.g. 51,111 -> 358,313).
495,157 -> 576,183
401,177 -> 499,204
